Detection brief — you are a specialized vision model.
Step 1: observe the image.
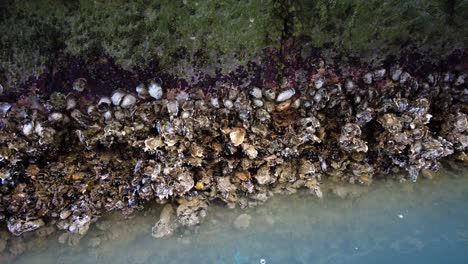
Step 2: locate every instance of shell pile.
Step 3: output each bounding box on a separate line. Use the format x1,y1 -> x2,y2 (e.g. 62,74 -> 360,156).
0,63 -> 466,242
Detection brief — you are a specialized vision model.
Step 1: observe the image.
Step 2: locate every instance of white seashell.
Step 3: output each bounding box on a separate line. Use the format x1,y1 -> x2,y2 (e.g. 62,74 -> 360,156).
211,97 -> 220,108
103,111 -> 112,120
253,99 -> 264,107
167,100 -> 179,116
0,102 -> 12,116
455,74 -> 465,86
148,82 -> 163,100
223,99 -> 233,109
400,72 -> 411,84
111,91 -> 125,106
363,72 -> 373,84
34,122 -> 44,136
392,68 -> 403,81
120,94 -> 137,108
66,97 -> 77,110
98,97 -> 111,109
48,112 -> 64,122
373,68 -> 386,81
176,91 -> 189,102
250,87 -> 262,99
345,80 -> 354,92
22,122 -> 34,136
314,76 -> 325,89
135,84 -> 149,98
276,88 -> 295,102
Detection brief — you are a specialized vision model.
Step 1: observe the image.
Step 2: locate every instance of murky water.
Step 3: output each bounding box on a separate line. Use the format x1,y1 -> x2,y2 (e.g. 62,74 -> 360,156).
5,165 -> 468,264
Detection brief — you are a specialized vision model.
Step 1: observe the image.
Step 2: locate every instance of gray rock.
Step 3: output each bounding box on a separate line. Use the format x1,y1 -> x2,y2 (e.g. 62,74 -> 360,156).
152,204 -> 177,238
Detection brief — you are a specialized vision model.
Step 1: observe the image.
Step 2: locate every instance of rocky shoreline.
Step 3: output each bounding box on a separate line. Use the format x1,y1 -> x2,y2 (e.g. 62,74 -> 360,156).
0,53 -> 467,254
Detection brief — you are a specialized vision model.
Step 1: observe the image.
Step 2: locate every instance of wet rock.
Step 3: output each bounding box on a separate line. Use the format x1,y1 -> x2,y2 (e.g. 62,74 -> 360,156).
87,237 -> 101,248
233,214 -> 251,230
176,199 -> 208,227
229,127 -> 246,146
152,204 -> 177,238
255,165 -> 272,185
0,238 -> 6,253
7,218 -> 45,236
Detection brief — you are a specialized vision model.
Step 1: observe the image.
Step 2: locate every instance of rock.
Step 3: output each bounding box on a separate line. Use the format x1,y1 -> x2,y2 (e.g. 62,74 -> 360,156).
7,218 -> 45,236
152,204 -> 177,238
167,100 -> 179,116
233,214 -> 251,230
235,171 -> 251,181
68,215 -> 91,235
332,185 -> 349,199
230,127 -> 246,146
0,238 -> 6,253
255,165 -> 271,185
176,198 -> 208,227
59,210 -> 72,220
87,237 -> 101,248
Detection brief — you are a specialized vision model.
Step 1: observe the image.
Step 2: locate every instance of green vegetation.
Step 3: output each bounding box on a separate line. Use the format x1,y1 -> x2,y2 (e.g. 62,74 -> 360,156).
0,0 -> 466,90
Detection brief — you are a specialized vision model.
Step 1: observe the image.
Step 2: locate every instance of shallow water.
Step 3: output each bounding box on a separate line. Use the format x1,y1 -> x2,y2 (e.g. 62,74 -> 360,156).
5,165 -> 468,264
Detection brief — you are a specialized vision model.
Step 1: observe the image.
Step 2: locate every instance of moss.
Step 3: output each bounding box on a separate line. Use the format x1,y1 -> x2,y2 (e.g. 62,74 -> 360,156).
0,0 -> 282,90
0,0 -> 466,91
292,0 -> 467,60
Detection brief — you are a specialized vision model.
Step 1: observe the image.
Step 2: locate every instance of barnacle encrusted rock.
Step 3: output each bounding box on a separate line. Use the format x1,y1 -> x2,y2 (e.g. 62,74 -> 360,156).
0,60 -> 466,241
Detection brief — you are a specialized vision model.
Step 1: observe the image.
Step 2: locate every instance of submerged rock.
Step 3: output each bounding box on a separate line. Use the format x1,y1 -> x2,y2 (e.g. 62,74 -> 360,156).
233,214 -> 251,230
152,204 -> 177,238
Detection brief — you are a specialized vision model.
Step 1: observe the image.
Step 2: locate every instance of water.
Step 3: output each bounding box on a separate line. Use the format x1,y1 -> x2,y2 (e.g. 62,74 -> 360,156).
5,165 -> 468,264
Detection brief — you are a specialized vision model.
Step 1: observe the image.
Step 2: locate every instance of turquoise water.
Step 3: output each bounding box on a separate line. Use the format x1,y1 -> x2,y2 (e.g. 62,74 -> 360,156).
6,165 -> 468,264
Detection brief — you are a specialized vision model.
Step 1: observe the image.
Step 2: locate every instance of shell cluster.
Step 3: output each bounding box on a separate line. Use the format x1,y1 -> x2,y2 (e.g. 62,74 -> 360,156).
0,64 -> 466,243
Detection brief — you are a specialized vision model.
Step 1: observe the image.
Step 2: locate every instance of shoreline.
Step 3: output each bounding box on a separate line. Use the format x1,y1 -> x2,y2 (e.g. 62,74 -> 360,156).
0,53 -> 467,241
